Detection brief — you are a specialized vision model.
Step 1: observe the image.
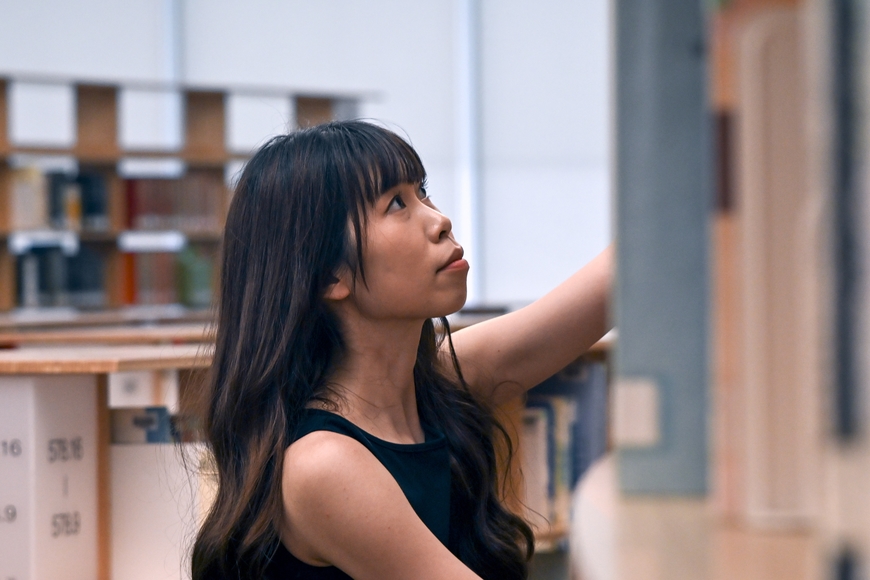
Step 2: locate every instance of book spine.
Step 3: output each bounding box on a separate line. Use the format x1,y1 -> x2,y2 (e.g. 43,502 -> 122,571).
11,167 -> 48,230
125,180 -> 139,230
67,245 -> 106,309
520,406 -> 551,532
17,253 -> 40,308
46,172 -> 68,229
78,172 -> 109,232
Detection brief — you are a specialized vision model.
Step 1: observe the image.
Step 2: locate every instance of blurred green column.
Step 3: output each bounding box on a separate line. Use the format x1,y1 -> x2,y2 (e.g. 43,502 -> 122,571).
614,0 -> 711,495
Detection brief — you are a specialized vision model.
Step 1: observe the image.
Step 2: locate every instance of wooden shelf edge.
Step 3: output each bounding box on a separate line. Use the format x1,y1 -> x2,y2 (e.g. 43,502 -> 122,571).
1,148 -> 237,167
0,344 -> 214,374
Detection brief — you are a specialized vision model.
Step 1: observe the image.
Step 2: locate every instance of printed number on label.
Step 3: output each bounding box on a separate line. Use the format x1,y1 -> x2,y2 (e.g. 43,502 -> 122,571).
1,439 -> 22,457
0,505 -> 16,522
47,437 -> 83,462
51,512 -> 80,537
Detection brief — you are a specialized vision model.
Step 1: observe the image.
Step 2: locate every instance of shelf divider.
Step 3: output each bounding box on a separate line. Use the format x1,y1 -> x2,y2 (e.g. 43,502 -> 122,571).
76,85 -> 119,162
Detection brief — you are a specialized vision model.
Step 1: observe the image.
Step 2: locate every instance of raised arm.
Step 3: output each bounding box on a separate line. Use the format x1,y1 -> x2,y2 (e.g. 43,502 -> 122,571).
448,245 -> 613,406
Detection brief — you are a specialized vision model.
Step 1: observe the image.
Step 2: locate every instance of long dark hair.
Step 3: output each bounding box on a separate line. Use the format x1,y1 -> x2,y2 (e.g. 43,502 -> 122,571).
191,121 -> 534,579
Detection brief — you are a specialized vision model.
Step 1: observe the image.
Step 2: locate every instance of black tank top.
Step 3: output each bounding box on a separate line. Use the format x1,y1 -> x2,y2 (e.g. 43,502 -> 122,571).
265,409 -> 452,579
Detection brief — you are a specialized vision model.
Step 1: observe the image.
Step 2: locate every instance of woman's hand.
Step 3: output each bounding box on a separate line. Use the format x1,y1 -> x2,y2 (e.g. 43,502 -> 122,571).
447,245 -> 613,406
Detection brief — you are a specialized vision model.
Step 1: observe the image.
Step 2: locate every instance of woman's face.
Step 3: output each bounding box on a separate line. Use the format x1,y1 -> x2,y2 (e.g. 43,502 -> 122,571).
346,181 -> 469,321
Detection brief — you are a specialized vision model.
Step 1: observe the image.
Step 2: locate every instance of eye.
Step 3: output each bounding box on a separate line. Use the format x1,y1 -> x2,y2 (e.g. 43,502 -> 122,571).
418,185 -> 429,200
387,194 -> 406,211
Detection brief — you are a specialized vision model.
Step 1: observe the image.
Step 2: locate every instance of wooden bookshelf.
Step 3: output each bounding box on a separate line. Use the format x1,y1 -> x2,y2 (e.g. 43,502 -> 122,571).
0,343 -> 210,579
0,79 -> 353,317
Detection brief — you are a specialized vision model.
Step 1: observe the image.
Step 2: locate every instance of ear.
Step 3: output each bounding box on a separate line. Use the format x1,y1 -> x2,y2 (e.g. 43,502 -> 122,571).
323,270 -> 352,302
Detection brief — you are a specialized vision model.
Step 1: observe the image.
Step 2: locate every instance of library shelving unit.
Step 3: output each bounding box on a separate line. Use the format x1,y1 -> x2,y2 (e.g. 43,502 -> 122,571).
0,77 -> 343,323
0,79 -> 229,316
0,341 -> 211,580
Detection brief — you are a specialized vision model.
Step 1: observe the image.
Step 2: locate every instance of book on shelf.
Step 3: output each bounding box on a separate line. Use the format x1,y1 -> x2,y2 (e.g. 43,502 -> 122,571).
10,167 -> 48,230
77,170 -> 110,231
67,245 -> 106,308
16,247 -> 69,308
125,169 -> 223,233
176,246 -> 214,307
123,247 -> 214,308
16,245 -> 106,309
520,359 -> 609,545
134,252 -> 178,305
111,407 -> 173,444
10,166 -> 109,232
47,172 -> 82,231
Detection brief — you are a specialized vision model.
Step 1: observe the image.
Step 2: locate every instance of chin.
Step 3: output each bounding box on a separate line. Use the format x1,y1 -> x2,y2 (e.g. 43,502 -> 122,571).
429,291 -> 467,319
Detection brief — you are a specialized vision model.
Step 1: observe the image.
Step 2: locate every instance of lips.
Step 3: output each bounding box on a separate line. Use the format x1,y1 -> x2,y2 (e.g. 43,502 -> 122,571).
438,247 -> 465,271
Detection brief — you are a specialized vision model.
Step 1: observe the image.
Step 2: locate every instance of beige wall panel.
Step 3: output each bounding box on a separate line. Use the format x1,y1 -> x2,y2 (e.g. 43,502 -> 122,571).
736,7 -> 822,529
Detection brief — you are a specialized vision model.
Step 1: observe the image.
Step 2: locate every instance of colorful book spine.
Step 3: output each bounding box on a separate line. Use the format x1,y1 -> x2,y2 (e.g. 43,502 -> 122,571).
523,359 -> 609,544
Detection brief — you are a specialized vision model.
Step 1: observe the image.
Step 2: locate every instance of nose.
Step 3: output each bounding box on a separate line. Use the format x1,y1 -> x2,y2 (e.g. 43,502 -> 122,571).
426,204 -> 453,241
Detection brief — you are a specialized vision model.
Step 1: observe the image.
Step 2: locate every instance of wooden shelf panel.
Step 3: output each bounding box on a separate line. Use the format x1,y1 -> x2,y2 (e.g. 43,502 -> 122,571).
76,85 -> 119,161
184,91 -> 226,162
0,305 -> 211,331
0,343 -> 212,374
0,322 -> 211,345
296,97 -> 334,129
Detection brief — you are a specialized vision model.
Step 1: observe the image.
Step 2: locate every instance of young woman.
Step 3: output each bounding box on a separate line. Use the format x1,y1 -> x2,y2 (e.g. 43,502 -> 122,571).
192,120 -> 611,580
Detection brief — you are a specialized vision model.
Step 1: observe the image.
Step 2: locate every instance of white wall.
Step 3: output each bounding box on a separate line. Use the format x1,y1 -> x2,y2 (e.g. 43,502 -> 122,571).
0,0 -> 611,305
0,0 -> 175,82
480,0 -> 611,304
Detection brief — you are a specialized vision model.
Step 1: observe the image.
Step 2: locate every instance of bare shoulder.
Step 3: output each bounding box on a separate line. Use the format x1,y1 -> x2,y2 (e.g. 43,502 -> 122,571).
283,429 -> 372,485
280,430 -> 390,565
282,430 -> 385,531
280,430 -> 481,580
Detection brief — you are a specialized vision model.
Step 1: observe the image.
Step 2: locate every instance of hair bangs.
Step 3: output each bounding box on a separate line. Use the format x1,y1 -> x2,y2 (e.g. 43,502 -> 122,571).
334,122 -> 426,207
321,122 -> 427,284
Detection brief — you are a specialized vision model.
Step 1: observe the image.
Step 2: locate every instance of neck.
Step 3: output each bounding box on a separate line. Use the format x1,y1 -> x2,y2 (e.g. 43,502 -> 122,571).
325,313 -> 426,444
